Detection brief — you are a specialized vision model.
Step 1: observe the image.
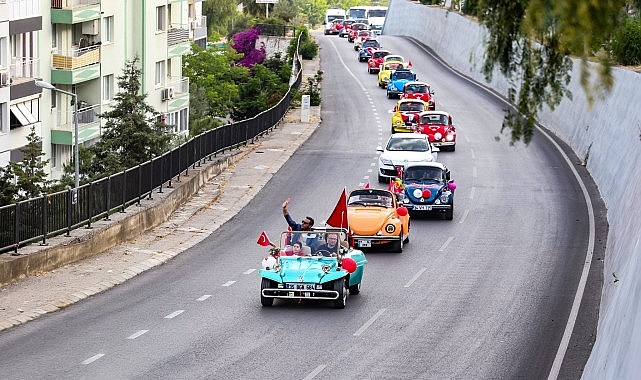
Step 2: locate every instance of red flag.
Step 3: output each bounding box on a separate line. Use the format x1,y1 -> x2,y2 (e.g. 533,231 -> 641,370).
326,188 -> 349,230
387,177 -> 393,191
407,60 -> 413,68
364,182 -> 370,189
257,231 -> 272,247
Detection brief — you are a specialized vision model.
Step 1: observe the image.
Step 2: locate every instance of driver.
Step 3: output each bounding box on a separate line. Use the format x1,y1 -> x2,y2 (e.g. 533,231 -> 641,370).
316,234 -> 340,257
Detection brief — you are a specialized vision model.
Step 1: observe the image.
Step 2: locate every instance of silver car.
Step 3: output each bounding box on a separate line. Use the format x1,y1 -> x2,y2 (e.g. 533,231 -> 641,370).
376,133 -> 439,183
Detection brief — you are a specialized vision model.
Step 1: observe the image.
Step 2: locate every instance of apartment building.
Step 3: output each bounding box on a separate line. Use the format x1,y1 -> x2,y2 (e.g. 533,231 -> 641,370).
1,0 -> 206,181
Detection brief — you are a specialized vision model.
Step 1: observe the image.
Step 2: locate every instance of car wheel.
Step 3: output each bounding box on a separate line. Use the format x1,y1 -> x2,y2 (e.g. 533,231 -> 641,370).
260,278 -> 274,307
444,204 -> 454,220
450,145 -> 456,152
348,280 -> 361,295
368,66 -> 371,74
333,278 -> 347,309
390,233 -> 403,253
378,174 -> 386,183
387,91 -> 392,99
391,125 -> 396,134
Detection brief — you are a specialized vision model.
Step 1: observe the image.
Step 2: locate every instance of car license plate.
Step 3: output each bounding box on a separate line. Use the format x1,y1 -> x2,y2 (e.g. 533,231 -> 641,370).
357,240 -> 371,248
285,283 -> 315,290
414,205 -> 432,211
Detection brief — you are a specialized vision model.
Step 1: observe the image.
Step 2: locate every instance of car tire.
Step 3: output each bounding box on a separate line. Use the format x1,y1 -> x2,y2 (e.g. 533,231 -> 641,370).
450,145 -> 456,152
260,278 -> 274,307
444,204 -> 454,220
387,91 -> 392,99
390,233 -> 403,253
378,174 -> 386,183
368,66 -> 371,74
348,280 -> 361,295
391,125 -> 396,134
333,278 -> 347,309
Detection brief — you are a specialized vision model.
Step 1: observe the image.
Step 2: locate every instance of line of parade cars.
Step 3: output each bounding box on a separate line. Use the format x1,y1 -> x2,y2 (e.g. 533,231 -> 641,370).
258,24 -> 458,308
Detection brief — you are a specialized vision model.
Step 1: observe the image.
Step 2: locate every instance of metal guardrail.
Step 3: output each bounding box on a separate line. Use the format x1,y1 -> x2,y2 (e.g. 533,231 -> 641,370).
0,38 -> 304,254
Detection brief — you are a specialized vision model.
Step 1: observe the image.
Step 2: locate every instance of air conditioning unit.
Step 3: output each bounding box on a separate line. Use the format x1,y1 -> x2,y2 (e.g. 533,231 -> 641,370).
161,87 -> 174,101
0,72 -> 9,87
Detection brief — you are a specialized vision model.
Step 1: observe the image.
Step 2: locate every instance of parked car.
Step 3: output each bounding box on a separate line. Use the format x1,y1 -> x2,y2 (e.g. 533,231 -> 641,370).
347,188 -> 410,252
398,162 -> 456,220
377,133 -> 438,183
259,229 -> 367,308
387,68 -> 417,98
358,39 -> 381,61
368,49 -> 391,74
416,110 -> 456,151
391,99 -> 429,133
401,81 -> 435,110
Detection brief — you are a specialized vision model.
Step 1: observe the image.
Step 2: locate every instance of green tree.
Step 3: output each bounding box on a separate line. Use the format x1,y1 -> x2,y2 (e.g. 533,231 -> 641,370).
232,63 -> 289,120
273,0 -> 299,22
7,126 -> 52,200
85,57 -> 172,178
0,165 -> 18,205
474,0 -> 626,143
203,0 -> 240,39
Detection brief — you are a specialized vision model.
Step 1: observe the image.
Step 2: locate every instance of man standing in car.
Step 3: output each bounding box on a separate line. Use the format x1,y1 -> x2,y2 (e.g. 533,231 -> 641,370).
282,198 -> 318,251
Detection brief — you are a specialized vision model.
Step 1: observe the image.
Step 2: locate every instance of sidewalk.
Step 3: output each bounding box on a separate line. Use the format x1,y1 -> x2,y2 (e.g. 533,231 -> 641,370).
0,57 -> 321,332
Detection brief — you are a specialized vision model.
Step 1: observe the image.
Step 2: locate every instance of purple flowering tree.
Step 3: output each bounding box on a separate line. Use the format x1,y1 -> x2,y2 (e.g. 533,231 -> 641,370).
231,26 -> 266,68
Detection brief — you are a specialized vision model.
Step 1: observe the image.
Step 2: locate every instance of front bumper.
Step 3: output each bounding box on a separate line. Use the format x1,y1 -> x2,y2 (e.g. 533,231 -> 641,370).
352,235 -> 400,248
261,287 -> 339,300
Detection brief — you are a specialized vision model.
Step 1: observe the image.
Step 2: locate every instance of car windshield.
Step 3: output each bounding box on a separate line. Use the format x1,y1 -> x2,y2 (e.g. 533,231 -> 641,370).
387,138 -> 429,152
405,167 -> 443,182
348,190 -> 393,208
279,231 -> 347,257
394,71 -> 413,80
399,102 -> 425,112
385,63 -> 401,70
421,114 -> 448,125
386,56 -> 403,62
406,84 -> 429,93
362,40 -> 379,48
373,51 -> 389,58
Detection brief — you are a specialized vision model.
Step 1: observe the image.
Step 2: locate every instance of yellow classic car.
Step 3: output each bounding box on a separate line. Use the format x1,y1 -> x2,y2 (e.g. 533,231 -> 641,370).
391,98 -> 428,133
377,61 -> 406,88
347,188 -> 410,252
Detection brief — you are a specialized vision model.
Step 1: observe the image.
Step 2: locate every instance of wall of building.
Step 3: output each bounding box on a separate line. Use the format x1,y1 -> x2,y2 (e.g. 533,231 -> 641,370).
384,1 -> 641,378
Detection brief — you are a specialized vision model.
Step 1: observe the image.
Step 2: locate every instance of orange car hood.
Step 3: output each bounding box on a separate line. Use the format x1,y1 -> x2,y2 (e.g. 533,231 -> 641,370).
348,207 -> 396,235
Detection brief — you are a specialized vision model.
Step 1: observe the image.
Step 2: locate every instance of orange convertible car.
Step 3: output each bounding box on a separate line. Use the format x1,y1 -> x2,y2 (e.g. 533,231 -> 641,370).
347,188 -> 410,252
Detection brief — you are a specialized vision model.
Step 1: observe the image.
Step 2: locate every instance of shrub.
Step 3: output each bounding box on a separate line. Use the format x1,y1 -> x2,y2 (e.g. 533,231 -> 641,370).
612,17 -> 641,66
300,40 -> 319,60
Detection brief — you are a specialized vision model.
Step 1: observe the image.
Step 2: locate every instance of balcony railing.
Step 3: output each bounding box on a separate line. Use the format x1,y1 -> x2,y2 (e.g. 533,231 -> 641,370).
166,77 -> 189,96
190,16 -> 206,29
7,0 -> 40,18
10,57 -> 40,81
51,0 -> 99,9
55,103 -> 101,131
168,24 -> 190,46
52,45 -> 100,70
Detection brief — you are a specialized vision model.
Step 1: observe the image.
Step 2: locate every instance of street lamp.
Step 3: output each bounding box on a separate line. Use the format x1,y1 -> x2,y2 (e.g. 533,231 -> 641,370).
35,80 -> 79,204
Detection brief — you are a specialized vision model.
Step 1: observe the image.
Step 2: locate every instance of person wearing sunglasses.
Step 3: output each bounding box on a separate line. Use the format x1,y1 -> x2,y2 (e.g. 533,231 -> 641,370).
282,198 -> 318,252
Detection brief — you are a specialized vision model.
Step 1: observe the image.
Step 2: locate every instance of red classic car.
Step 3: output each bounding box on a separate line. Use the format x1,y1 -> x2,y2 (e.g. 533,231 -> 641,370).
329,19 -> 343,34
348,23 -> 368,42
367,49 -> 391,74
339,19 -> 356,37
401,82 -> 435,110
416,111 -> 456,151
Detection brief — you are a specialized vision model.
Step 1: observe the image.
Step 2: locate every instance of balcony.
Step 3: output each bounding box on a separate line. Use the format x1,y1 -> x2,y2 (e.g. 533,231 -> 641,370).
50,0 -> 100,24
51,45 -> 100,84
167,24 -> 191,57
8,58 -> 40,99
164,77 -> 190,112
6,0 -> 40,19
50,103 -> 101,145
190,16 -> 207,42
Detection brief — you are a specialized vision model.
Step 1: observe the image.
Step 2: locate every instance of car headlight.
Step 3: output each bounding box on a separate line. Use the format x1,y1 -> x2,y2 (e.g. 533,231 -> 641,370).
381,158 -> 393,166
395,119 -> 402,126
446,134 -> 455,141
440,193 -> 450,203
322,264 -> 331,273
434,132 -> 443,140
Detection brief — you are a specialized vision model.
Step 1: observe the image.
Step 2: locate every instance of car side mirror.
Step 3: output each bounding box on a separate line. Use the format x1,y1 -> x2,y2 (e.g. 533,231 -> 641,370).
376,146 -> 384,152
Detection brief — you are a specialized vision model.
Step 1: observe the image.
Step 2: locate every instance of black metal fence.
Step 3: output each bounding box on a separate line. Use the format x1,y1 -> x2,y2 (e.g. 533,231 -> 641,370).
0,32 -> 303,254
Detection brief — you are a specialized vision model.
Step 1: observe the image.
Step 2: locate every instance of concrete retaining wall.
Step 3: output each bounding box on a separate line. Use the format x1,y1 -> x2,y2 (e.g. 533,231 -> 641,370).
384,1 -> 641,378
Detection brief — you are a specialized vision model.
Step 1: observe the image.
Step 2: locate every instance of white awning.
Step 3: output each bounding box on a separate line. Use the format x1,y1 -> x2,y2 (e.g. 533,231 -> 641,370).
17,102 -> 37,124
10,105 -> 30,126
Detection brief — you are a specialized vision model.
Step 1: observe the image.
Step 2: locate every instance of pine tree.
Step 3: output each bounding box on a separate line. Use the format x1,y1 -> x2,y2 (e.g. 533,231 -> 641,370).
7,126 -> 51,200
87,56 -> 172,178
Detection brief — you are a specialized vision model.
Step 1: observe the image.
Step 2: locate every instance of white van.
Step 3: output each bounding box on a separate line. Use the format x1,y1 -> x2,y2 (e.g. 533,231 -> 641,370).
323,8 -> 346,35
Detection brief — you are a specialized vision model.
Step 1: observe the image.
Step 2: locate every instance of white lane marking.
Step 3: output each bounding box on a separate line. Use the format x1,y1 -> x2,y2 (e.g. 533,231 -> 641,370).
370,162 -> 376,166
469,186 -> 476,199
82,353 -> 105,365
472,166 -> 477,178
327,39 -> 368,93
439,237 -> 454,251
222,281 -> 236,287
406,38 -> 597,379
303,364 -> 327,380
470,148 -> 476,160
244,269 -> 256,274
458,209 -> 470,224
367,169 -> 373,173
196,295 -> 211,301
363,175 -> 370,180
164,310 -> 184,319
127,330 -> 149,340
404,267 -> 427,288
354,308 -> 386,336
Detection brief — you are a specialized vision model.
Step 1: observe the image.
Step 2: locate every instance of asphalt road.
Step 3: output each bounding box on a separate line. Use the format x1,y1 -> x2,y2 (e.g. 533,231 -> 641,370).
0,33 -> 605,379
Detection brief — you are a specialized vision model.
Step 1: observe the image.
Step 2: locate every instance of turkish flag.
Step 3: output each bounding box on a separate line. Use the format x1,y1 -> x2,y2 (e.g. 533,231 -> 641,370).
326,188 -> 349,230
407,60 -> 413,68
257,231 -> 272,247
364,182 -> 370,189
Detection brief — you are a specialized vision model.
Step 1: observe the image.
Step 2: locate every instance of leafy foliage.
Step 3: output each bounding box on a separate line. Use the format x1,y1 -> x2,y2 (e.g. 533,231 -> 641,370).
612,16 -> 641,65
231,64 -> 290,120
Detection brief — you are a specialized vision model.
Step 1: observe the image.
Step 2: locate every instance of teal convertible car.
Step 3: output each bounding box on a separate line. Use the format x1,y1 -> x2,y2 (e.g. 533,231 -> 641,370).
259,228 -> 367,309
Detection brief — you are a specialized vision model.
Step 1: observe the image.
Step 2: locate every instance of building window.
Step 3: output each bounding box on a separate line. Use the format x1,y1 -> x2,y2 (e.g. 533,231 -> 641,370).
0,37 -> 7,68
156,6 -> 166,31
179,108 -> 188,132
155,61 -> 164,86
51,144 -> 58,168
0,102 -> 6,133
103,16 -> 114,43
103,74 -> 113,101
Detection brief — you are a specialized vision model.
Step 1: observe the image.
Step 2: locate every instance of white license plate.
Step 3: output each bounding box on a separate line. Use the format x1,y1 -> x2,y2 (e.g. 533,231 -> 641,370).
357,240 -> 371,248
414,205 -> 432,210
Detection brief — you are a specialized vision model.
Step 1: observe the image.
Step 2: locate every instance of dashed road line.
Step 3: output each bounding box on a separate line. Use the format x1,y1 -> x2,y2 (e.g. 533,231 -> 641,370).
354,308 -> 386,336
243,269 -> 256,274
469,186 -> 476,199
458,209 -> 470,224
164,310 -> 184,319
404,268 -> 427,288
196,295 -> 211,301
222,281 -> 236,287
303,364 -> 327,380
439,236 -> 454,251
127,330 -> 149,340
82,353 -> 105,365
